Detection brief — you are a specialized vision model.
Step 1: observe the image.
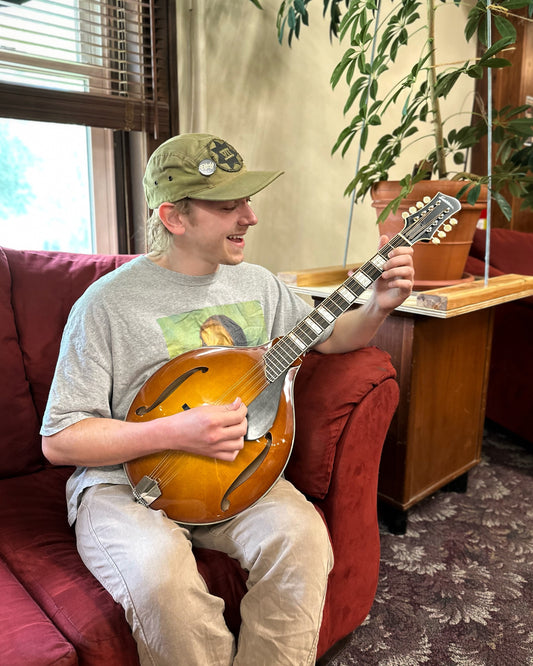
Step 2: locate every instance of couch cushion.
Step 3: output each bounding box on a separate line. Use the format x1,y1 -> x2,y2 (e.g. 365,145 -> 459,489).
0,467 -> 139,665
0,558 -> 77,666
4,248 -> 135,421
287,347 -> 396,499
0,466 -> 250,664
0,247 -> 42,478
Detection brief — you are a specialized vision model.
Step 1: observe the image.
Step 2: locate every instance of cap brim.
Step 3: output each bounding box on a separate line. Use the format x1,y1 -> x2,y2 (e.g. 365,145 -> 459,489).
190,170 -> 284,201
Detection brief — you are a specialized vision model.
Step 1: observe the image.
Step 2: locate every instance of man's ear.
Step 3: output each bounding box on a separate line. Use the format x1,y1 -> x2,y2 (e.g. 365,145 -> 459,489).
158,202 -> 186,235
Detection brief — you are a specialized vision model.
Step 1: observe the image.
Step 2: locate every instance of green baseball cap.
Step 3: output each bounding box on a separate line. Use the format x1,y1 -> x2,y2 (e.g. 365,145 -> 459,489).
143,133 -> 284,209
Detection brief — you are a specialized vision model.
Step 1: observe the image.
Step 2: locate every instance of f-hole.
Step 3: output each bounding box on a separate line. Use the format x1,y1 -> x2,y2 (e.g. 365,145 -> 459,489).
135,366 -> 208,416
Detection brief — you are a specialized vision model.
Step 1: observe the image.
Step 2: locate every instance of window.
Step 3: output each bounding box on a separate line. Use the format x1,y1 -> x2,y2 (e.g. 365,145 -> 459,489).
0,0 -> 177,253
0,117 -> 96,252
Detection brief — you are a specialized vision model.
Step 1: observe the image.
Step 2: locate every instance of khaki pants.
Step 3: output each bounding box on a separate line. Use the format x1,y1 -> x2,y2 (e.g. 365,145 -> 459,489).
75,478 -> 333,666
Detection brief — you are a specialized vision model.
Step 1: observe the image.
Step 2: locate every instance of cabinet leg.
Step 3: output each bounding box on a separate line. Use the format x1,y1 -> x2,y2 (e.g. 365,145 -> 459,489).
442,471 -> 469,494
378,503 -> 408,535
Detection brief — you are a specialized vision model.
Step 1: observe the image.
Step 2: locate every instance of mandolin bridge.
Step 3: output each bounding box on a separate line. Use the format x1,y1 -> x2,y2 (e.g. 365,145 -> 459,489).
132,475 -> 162,507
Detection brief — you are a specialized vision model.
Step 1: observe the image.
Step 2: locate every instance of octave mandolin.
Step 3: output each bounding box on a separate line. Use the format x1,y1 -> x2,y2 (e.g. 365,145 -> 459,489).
124,192 -> 461,524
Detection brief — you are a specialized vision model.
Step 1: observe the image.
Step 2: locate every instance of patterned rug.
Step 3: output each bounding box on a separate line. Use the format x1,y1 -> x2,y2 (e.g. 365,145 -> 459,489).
324,422 -> 533,666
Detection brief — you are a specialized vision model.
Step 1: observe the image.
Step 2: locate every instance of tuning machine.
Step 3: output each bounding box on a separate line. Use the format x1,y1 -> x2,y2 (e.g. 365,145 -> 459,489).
431,217 -> 458,244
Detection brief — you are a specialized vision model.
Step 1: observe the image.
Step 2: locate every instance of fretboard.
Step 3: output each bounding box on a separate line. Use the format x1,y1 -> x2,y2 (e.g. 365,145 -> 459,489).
264,234 -> 408,383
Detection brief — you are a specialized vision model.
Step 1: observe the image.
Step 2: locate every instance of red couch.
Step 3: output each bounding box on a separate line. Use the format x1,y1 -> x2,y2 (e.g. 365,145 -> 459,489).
0,246 -> 400,665
465,228 -> 533,443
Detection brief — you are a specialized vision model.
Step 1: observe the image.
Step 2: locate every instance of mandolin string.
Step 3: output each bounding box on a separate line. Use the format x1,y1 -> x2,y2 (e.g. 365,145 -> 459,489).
211,359 -> 270,406
150,451 -> 191,489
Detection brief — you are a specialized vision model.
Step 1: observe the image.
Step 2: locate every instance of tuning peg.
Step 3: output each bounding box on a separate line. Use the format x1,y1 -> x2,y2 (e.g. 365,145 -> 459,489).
409,206 -> 417,214
450,218 -> 458,226
431,237 -> 441,244
438,230 -> 446,238
416,201 -> 424,209
402,211 -> 409,219
423,196 -> 431,203
443,224 -> 452,232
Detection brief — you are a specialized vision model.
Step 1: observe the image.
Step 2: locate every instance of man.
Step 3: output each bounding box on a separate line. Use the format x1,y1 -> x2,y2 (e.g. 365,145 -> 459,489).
42,133 -> 414,665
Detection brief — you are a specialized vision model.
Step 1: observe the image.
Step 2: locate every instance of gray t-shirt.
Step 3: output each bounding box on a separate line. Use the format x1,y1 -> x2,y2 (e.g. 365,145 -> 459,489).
41,256 -> 324,525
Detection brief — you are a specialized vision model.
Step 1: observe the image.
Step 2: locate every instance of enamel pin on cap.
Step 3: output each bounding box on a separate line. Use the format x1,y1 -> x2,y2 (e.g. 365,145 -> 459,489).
198,159 -> 217,176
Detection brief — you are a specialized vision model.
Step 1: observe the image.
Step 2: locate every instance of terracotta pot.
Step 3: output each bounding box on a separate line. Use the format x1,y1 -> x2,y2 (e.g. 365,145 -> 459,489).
371,180 -> 487,289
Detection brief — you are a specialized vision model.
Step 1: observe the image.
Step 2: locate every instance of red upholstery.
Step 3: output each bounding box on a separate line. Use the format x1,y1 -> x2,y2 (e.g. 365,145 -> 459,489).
0,246 -> 400,662
0,558 -> 77,666
465,228 -> 533,442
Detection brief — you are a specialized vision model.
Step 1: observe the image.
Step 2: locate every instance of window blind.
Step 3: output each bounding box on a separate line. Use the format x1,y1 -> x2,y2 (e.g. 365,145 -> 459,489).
0,0 -> 174,136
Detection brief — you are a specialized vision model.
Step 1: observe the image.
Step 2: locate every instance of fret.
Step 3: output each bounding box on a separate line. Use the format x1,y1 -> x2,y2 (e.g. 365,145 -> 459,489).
316,305 -> 335,323
288,332 -> 307,351
345,276 -> 365,296
352,271 -> 372,288
276,342 -> 297,364
266,350 -> 285,372
338,285 -> 357,304
304,317 -> 323,335
370,254 -> 387,270
329,292 -> 350,310
294,323 -> 317,345
361,263 -> 383,282
309,311 -> 330,330
322,298 -> 344,318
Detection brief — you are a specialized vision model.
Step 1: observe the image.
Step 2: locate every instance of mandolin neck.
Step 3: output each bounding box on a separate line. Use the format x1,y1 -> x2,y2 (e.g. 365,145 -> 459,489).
263,236 -> 406,383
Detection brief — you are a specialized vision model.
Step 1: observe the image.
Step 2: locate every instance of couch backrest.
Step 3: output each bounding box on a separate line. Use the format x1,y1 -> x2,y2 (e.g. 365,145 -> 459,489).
0,247 -> 134,479
469,228 -> 533,276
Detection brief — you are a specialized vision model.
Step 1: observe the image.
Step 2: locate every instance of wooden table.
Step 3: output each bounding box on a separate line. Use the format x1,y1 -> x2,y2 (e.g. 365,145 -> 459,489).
284,273 -> 533,533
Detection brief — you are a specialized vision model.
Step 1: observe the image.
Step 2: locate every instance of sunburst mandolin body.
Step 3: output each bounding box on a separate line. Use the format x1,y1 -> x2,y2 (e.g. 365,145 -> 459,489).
125,343 -> 301,525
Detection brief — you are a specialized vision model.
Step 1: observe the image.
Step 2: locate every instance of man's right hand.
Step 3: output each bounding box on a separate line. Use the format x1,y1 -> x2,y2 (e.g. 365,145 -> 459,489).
168,397 -> 248,461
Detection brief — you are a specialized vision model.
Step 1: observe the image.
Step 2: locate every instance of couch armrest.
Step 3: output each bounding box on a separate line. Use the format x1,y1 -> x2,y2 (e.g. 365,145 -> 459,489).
286,347 -> 397,499
287,348 -> 399,653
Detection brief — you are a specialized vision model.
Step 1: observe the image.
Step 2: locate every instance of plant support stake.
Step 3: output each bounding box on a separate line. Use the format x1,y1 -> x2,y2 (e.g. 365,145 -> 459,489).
343,1 -> 382,267
485,0 -> 493,287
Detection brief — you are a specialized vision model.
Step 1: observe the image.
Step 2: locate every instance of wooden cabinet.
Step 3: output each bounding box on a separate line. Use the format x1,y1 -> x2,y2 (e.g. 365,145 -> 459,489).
300,273 -> 533,534
370,308 -> 493,532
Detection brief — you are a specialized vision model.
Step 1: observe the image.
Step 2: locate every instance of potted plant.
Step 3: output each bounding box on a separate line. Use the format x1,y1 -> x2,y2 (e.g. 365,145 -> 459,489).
254,0 -> 533,286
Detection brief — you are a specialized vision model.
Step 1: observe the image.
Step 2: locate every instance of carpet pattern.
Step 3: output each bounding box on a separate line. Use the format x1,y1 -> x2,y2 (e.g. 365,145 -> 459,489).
326,423 -> 533,665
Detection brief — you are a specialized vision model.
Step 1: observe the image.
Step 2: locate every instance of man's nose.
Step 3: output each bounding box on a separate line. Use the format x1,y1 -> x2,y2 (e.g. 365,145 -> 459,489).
239,201 -> 258,226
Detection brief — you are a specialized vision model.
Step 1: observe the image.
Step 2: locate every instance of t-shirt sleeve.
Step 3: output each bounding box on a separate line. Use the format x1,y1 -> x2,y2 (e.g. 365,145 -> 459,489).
40,295 -> 114,436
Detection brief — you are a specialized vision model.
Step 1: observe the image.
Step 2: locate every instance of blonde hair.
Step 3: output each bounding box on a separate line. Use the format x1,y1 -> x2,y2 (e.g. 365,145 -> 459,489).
146,199 -> 191,257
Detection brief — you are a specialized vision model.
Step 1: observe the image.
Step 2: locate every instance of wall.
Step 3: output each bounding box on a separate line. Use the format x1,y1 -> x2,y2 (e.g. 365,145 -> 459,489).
176,0 -> 477,276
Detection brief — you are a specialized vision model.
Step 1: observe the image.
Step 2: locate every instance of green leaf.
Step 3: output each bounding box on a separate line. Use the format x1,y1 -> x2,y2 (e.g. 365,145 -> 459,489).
288,6 -> 296,30
484,58 -> 512,69
493,191 -> 512,221
493,15 -> 517,42
479,36 -> 514,62
466,183 -> 481,206
360,124 -> 369,150
455,183 -> 471,200
467,65 -> 484,78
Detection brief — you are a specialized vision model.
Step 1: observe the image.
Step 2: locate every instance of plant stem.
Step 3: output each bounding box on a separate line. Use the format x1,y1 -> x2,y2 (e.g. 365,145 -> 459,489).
428,0 -> 447,177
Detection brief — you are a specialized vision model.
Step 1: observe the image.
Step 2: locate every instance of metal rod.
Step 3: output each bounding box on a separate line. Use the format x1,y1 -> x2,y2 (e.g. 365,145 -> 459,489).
343,1 -> 382,267
484,1 -> 493,286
